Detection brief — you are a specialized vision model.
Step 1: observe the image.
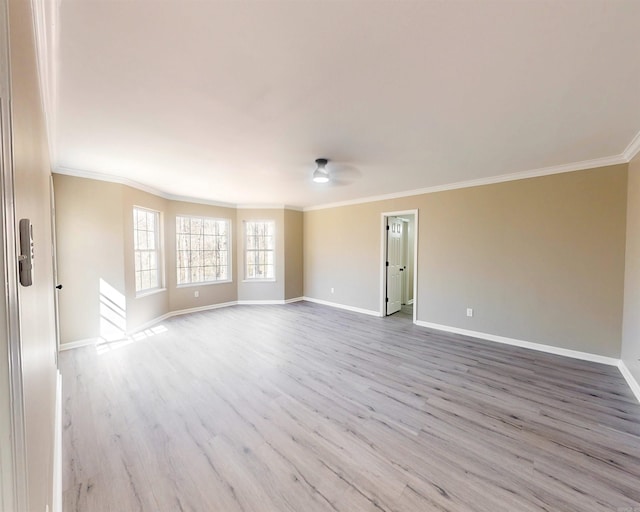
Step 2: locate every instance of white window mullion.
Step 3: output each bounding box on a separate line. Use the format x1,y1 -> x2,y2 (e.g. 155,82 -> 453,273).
133,207 -> 162,293
244,220 -> 275,280
176,215 -> 231,285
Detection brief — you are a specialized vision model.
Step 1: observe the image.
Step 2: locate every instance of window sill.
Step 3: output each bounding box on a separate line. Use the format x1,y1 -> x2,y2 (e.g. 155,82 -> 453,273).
136,288 -> 167,298
242,279 -> 276,283
177,280 -> 233,288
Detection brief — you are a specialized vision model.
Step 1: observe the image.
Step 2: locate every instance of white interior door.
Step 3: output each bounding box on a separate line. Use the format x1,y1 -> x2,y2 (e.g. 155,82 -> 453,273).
50,176 -> 61,364
386,216 -> 403,315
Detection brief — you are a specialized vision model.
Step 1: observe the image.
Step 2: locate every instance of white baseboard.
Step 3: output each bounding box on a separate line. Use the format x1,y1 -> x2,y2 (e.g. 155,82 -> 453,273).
52,370 -> 62,512
60,299 -> 308,349
135,301 -> 239,332
237,298 -> 303,305
407,299 -> 414,305
57,302 -> 639,404
236,299 -> 285,305
59,337 -> 100,351
414,320 -> 620,366
302,296 -> 382,317
618,360 -> 640,403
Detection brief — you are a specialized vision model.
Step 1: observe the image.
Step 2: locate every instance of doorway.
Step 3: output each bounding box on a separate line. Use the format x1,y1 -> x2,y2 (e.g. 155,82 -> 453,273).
381,210 -> 418,321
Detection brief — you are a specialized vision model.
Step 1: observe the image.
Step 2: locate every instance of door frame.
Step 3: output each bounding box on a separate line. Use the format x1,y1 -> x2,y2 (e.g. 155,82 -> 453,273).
380,209 -> 418,322
0,98 -> 28,512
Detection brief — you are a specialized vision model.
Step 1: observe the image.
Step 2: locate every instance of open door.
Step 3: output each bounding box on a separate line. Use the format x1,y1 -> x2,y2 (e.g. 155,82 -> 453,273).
386,216 -> 403,315
381,210 -> 418,321
50,176 -> 61,363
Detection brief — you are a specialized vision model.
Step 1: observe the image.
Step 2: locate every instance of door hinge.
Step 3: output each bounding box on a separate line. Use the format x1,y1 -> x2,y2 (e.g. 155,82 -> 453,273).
386,225 -> 390,230
386,261 -> 389,267
386,297 -> 389,302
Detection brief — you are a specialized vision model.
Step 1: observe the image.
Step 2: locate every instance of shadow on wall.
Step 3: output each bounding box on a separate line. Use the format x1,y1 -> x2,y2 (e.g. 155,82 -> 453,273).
97,278 -> 167,355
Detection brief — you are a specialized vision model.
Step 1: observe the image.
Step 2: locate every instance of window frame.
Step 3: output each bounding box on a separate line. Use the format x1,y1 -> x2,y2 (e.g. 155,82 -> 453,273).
133,206 -> 164,295
243,219 -> 276,282
175,214 -> 233,287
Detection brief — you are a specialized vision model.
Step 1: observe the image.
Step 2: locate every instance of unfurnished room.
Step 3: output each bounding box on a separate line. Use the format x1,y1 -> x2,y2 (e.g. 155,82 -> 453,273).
1,1 -> 640,511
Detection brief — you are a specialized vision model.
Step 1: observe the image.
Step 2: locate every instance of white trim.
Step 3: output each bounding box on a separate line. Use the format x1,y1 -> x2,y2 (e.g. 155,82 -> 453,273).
55,300 -> 640,404
176,280 -> 233,289
618,360 -> 640,403
380,210 -> 419,322
414,320 -> 620,366
304,154 -> 626,211
52,370 -> 62,512
31,0 -> 58,164
235,298 -> 302,305
54,167 -> 237,208
0,95 -> 29,509
134,301 -> 238,332
59,337 -> 100,351
236,299 -> 286,305
59,299 -> 308,349
54,149 -> 636,213
302,296 -> 381,317
407,299 -> 414,305
237,204 -> 303,211
54,168 -> 307,211
135,287 -> 167,299
623,129 -> 640,162
175,214 -> 233,288
242,219 -> 277,281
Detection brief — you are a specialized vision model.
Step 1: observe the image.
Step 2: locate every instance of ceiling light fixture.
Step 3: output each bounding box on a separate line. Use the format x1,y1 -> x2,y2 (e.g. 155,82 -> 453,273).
312,158 -> 329,183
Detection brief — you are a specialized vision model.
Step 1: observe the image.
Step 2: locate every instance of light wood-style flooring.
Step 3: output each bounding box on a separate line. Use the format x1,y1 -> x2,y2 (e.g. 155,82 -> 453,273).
61,302 -> 640,511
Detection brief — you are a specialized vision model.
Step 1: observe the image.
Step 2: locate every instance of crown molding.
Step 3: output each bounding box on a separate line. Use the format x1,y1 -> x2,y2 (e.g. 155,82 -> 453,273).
623,129 -> 640,162
55,142 -> 635,214
237,204 -> 303,211
303,153 -> 627,212
54,166 -> 237,208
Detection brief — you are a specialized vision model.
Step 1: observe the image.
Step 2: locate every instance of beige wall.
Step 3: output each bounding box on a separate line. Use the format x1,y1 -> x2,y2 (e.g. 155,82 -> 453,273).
236,208 -> 285,301
4,0 -> 58,509
53,175 -> 125,342
284,209 -> 304,300
304,164 -> 628,358
304,203 -> 384,311
56,164 -> 629,359
420,167 -> 627,357
54,177 -> 303,343
122,186 -> 170,330
622,156 -> 640,385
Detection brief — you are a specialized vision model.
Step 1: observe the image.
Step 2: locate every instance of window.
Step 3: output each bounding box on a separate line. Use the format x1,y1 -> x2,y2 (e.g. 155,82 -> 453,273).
245,220 -> 275,280
133,207 -> 162,293
176,216 -> 230,285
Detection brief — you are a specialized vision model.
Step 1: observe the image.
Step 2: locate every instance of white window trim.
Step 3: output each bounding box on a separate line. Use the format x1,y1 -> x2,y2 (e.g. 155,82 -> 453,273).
176,280 -> 233,288
133,206 -> 164,296
175,214 -> 233,286
135,287 -> 167,299
243,219 -> 276,282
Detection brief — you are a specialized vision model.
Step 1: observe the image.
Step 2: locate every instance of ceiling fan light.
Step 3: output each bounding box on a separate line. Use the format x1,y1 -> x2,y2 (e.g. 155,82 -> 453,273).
313,158 -> 329,183
313,170 -> 329,183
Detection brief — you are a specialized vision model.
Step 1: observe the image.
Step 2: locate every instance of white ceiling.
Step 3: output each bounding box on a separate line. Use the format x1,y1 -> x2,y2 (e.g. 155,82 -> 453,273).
55,0 -> 640,209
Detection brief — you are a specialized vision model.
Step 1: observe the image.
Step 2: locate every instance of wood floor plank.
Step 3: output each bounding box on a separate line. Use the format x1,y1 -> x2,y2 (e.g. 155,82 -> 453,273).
61,302 -> 640,511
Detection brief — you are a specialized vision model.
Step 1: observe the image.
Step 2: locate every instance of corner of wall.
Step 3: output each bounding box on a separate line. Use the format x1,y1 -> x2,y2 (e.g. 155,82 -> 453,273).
621,157 -> 640,398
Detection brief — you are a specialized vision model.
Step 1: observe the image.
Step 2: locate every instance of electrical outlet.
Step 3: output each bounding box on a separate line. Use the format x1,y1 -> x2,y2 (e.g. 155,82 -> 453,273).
194,290 -> 199,298
331,287 -> 334,294
466,308 -> 473,317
